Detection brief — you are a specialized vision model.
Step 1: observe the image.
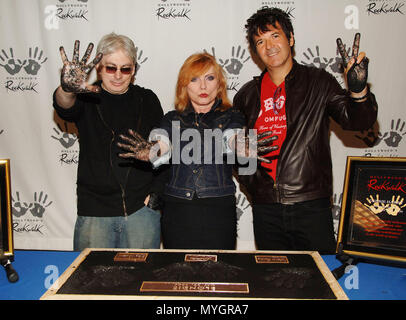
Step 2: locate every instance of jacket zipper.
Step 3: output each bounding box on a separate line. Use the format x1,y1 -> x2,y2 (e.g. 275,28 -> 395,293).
274,78 -> 290,203
195,113 -> 199,127
110,130 -> 129,219
255,74 -> 282,202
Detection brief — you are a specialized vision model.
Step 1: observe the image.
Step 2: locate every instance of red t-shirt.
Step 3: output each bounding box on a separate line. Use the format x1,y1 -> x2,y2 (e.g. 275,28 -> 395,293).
254,72 -> 287,180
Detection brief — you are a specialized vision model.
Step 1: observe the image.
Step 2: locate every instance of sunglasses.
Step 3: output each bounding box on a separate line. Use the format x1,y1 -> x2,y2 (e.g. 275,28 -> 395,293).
272,86 -> 282,115
103,65 -> 133,75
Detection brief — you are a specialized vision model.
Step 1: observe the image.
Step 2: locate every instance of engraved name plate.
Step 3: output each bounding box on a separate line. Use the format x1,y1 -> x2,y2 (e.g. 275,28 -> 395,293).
114,252 -> 148,262
140,281 -> 249,294
255,255 -> 289,264
184,254 -> 217,262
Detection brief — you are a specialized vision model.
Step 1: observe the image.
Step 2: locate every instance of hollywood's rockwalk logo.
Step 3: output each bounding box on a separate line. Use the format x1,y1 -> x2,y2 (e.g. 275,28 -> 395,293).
359,118 -> 406,157
52,121 -> 79,166
44,0 -> 89,29
204,45 -> 251,93
11,191 -> 53,236
155,0 -> 192,21
260,1 -> 296,18
0,47 -> 47,93
366,0 -> 405,15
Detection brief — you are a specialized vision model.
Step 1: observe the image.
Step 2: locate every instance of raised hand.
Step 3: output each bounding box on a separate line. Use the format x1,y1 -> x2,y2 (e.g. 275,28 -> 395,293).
235,130 -> 278,163
117,129 -> 161,162
336,33 -> 369,93
59,40 -> 103,93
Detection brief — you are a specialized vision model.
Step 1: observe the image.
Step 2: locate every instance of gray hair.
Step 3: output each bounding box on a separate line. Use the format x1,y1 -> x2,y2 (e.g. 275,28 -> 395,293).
96,32 -> 137,65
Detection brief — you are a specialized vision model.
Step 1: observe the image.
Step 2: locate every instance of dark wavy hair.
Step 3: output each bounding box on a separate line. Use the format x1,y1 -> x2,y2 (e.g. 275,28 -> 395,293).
245,7 -> 294,53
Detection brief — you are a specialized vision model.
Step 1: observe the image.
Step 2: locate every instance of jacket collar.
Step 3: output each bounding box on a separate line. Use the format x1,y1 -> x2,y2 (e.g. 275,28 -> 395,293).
254,59 -> 299,84
183,98 -> 222,115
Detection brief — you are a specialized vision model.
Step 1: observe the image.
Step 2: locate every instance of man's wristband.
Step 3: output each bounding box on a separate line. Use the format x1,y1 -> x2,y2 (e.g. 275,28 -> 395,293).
350,87 -> 369,101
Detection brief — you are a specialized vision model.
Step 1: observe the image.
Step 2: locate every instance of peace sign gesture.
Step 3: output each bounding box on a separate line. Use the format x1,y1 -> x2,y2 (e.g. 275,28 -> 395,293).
336,33 -> 369,94
59,40 -> 103,93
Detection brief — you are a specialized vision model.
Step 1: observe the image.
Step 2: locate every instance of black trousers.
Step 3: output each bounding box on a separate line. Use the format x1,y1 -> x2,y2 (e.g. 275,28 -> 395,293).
252,198 -> 336,254
162,195 -> 236,250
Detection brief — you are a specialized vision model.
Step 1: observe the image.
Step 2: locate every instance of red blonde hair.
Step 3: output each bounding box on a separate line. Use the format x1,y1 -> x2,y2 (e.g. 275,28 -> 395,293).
175,52 -> 231,113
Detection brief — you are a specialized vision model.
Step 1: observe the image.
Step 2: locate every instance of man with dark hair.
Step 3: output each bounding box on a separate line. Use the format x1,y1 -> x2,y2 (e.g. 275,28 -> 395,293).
234,7 -> 378,253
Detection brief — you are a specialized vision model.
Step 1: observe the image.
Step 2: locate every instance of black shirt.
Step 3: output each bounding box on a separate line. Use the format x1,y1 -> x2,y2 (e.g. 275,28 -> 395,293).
53,83 -> 167,217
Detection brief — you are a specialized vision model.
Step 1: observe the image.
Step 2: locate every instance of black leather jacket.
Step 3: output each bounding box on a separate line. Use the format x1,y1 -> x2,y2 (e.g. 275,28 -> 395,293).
233,61 -> 378,204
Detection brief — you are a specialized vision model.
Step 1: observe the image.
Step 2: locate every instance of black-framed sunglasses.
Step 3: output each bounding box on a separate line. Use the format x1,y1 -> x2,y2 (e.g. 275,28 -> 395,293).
103,65 -> 133,75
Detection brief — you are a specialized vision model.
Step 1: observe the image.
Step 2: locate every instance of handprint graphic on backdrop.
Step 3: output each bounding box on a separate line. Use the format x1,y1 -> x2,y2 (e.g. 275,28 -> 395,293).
204,46 -> 249,76
301,46 -> 333,70
0,48 -> 26,75
30,191 -> 53,218
135,47 -> 148,73
332,193 -> 342,238
356,119 -> 406,149
383,119 -> 406,148
51,122 -> 78,148
236,192 -> 251,221
223,46 -> 250,75
11,191 -> 33,218
12,191 -> 53,218
23,47 -> 48,75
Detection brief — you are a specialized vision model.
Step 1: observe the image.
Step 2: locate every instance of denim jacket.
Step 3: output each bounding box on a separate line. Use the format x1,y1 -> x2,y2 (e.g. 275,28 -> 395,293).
151,99 -> 245,200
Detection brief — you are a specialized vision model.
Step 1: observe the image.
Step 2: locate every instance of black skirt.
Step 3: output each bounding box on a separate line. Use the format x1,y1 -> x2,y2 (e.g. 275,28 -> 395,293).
162,195 -> 237,250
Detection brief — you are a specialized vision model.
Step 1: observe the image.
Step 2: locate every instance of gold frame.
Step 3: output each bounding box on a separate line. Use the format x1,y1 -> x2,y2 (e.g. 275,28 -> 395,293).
0,159 -> 14,258
336,156 -> 406,264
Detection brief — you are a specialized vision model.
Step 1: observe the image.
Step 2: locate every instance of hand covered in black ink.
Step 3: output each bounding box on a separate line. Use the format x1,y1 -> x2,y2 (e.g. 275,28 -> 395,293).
59,40 -> 103,93
235,130 -> 278,163
336,33 -> 369,93
117,129 -> 161,162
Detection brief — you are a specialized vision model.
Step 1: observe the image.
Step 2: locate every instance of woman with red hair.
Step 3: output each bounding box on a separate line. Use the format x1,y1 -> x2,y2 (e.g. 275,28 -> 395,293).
118,52 -> 276,249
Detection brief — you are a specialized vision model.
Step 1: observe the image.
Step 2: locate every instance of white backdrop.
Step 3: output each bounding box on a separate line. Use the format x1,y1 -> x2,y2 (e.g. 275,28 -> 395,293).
0,0 -> 404,250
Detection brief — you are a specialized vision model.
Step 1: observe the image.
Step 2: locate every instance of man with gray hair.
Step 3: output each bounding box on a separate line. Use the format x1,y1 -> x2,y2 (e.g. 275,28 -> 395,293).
53,33 -> 167,251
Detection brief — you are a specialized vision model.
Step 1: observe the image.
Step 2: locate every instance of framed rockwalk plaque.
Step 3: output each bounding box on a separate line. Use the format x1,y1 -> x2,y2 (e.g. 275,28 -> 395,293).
41,248 -> 347,300
337,156 -> 406,265
0,159 -> 14,260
